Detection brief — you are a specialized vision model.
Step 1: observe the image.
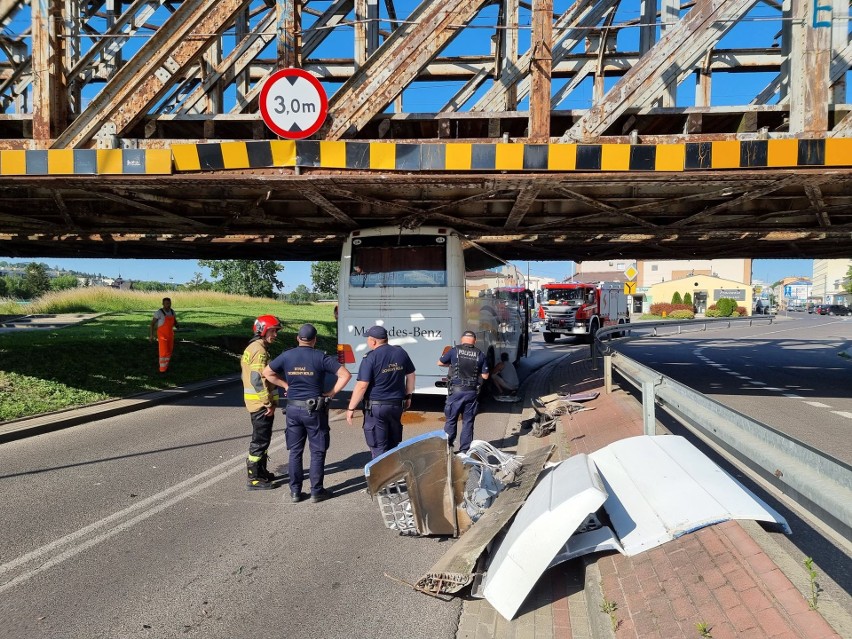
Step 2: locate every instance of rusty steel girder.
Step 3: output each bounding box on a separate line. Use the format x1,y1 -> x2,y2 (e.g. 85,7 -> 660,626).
52,0 -> 252,148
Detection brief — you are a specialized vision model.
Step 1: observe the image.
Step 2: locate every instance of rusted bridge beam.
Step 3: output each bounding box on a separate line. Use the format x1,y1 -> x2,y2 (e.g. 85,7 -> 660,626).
566,0 -> 759,142
528,0 -> 552,141
32,0 -> 67,143
325,0 -> 491,140
51,0 -> 251,149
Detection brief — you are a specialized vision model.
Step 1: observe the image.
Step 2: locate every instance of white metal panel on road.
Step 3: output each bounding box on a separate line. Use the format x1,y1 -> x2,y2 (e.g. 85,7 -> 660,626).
482,454 -> 608,621
590,435 -> 790,556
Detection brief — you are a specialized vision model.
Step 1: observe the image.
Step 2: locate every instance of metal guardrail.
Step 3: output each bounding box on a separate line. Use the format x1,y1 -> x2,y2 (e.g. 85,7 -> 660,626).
596,314 -> 775,346
592,318 -> 852,545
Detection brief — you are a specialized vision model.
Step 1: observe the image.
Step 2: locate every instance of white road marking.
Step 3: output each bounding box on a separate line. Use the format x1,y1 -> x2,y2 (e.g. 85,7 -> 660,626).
0,440 -> 289,595
695,347 -> 848,420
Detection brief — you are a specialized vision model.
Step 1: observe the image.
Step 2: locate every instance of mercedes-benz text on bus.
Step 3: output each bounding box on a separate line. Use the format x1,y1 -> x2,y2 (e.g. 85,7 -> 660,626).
336,226 -> 529,394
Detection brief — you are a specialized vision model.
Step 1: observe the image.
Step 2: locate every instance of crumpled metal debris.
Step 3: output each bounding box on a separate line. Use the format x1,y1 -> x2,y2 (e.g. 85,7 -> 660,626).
365,431 -> 466,537
414,445 -> 554,596
529,392 -> 596,437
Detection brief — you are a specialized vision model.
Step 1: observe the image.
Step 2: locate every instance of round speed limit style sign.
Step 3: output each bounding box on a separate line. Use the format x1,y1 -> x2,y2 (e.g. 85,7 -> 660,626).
259,68 -> 328,139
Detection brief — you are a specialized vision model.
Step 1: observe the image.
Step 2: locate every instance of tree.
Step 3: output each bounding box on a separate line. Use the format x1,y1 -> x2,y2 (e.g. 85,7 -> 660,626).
49,275 -> 79,292
23,262 -> 51,298
289,284 -> 312,304
671,291 -> 683,304
185,272 -> 212,290
198,260 -> 284,298
0,277 -> 7,297
683,292 -> 693,306
311,261 -> 340,297
7,276 -> 30,299
844,263 -> 852,294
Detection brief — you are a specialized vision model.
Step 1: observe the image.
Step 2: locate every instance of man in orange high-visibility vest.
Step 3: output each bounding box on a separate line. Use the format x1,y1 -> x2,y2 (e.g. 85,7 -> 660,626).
149,297 -> 178,373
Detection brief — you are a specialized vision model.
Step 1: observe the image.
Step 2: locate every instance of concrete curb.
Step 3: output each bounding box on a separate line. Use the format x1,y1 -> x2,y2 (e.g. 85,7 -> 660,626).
0,374 -> 240,443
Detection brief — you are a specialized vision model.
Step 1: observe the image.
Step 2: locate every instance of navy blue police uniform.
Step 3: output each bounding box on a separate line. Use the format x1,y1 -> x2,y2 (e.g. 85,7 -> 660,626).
267,340 -> 342,499
440,341 -> 488,453
356,340 -> 415,458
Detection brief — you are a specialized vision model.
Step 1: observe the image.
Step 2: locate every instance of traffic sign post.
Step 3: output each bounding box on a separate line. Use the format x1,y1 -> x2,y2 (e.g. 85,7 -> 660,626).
259,68 -> 328,139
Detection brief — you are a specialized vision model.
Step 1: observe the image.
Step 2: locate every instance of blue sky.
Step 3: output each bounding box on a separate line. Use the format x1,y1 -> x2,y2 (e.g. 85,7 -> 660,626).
0,256 -> 814,291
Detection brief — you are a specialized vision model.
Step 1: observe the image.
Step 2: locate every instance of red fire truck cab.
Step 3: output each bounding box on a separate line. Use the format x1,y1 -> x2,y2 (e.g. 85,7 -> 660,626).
537,281 -> 630,343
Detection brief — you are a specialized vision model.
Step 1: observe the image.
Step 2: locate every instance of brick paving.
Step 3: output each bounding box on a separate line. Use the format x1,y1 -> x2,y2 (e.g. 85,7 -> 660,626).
457,348 -> 845,639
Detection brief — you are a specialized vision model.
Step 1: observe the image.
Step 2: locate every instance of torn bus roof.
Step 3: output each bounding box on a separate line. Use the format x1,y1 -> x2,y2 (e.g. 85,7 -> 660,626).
481,435 -> 789,621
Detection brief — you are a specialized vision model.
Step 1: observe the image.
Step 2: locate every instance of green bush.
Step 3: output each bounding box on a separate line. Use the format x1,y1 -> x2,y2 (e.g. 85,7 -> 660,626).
705,309 -> 722,317
650,302 -> 694,317
683,292 -> 692,306
715,298 -> 737,317
671,292 -> 683,304
669,309 -> 695,319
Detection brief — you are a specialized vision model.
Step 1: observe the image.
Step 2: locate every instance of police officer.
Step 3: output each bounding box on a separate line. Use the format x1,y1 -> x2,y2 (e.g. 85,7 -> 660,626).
438,330 -> 489,453
346,325 -> 416,458
241,314 -> 281,490
263,323 -> 351,503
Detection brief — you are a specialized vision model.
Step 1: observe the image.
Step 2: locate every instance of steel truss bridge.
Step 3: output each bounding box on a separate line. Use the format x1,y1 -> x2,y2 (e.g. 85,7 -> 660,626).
0,0 -> 850,261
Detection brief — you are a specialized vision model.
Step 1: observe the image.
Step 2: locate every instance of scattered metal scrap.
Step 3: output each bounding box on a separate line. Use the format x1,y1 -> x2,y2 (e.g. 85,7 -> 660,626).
529,392 -> 597,437
481,435 -> 790,620
413,445 -> 554,596
364,431 -> 466,537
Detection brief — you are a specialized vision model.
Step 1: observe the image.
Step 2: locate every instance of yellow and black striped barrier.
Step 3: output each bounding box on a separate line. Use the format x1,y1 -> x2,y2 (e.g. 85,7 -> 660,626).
171,138 -> 852,173
0,139 -> 849,176
0,149 -> 172,175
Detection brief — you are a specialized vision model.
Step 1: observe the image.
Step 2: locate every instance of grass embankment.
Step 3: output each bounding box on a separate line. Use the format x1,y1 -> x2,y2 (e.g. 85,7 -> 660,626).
0,288 -> 336,422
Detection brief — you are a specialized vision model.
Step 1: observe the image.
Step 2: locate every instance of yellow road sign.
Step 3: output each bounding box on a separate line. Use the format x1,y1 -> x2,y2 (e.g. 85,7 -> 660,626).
624,264 -> 638,281
624,281 -> 637,294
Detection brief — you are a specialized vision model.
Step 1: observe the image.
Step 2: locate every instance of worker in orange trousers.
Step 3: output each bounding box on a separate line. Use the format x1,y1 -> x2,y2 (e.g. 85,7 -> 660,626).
149,297 -> 178,373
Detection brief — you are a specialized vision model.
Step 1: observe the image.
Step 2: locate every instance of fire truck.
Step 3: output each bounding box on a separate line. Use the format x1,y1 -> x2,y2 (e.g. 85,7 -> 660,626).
537,281 -> 630,343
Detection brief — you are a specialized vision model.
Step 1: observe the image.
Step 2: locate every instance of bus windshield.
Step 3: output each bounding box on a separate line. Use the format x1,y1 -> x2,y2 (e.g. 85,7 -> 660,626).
349,235 -> 447,288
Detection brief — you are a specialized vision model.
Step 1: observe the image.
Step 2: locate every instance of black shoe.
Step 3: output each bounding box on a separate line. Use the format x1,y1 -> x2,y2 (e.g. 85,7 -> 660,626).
290,491 -> 304,503
247,459 -> 274,490
258,453 -> 276,482
310,488 -> 332,503
247,478 -> 274,491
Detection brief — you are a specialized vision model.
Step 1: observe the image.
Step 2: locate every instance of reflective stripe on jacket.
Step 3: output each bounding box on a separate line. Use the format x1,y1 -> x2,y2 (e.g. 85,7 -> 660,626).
240,338 -> 278,412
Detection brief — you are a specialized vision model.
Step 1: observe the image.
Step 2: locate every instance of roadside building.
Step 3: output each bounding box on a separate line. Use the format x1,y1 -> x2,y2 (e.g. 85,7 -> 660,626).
813,259 -> 851,306
646,274 -> 755,316
777,278 -> 811,310
575,258 -> 753,315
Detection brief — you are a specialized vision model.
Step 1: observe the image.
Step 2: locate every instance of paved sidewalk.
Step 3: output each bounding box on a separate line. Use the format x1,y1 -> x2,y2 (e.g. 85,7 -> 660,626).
457,349 -> 848,639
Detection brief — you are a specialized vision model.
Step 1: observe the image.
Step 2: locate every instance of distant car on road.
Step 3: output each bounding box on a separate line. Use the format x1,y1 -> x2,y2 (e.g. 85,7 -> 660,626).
820,304 -> 851,316
753,300 -> 771,315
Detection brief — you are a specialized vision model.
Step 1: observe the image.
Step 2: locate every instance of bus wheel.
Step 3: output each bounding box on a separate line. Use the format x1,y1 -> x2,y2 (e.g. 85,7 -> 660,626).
543,332 -> 557,344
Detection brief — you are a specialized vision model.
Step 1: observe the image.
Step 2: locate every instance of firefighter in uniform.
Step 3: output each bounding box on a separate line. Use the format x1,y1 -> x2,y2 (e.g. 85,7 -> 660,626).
149,297 -> 178,373
346,325 -> 416,458
263,324 -> 351,503
438,330 -> 489,453
241,314 -> 282,490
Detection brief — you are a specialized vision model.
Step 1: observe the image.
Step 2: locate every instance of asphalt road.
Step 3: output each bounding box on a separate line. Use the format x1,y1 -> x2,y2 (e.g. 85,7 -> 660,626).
1,322 -> 848,638
613,314 -> 852,465
0,337 -> 578,639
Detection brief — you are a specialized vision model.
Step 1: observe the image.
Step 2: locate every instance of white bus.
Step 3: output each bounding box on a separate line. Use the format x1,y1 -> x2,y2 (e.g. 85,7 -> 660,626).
336,226 -> 529,394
